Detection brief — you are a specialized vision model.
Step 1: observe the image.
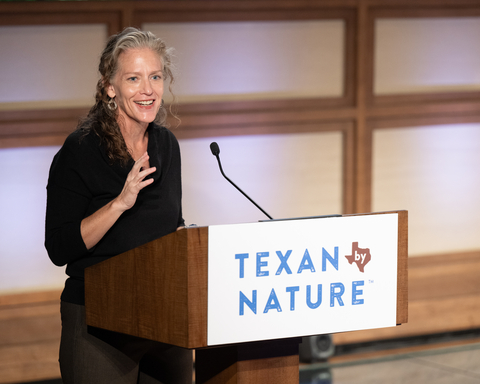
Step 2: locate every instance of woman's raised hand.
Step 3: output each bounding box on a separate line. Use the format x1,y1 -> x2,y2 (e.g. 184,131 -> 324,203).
116,152 -> 156,211
80,152 -> 156,250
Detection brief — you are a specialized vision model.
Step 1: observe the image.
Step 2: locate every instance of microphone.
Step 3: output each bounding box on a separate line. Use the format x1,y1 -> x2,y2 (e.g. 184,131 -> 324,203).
210,142 -> 273,220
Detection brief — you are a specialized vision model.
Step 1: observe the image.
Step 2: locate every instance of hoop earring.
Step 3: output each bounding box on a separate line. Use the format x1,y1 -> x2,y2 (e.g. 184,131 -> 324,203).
107,98 -> 117,111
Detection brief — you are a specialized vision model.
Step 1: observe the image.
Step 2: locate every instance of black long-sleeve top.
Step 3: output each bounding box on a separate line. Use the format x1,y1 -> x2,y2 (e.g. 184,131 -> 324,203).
45,123 -> 184,305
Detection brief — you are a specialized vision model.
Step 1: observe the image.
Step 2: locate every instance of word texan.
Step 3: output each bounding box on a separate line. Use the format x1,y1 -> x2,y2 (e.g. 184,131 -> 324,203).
235,247 -> 339,278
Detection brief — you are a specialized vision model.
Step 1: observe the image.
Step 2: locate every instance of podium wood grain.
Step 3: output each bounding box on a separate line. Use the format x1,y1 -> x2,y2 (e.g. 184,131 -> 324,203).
196,339 -> 300,384
85,226 -> 209,349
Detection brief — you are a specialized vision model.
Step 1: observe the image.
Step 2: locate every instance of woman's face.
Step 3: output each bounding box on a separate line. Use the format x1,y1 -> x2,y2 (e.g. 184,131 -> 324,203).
107,47 -> 164,130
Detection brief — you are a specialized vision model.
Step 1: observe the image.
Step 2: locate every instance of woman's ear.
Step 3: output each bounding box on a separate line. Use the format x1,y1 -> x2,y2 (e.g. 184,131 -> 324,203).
102,76 -> 116,99
106,83 -> 116,99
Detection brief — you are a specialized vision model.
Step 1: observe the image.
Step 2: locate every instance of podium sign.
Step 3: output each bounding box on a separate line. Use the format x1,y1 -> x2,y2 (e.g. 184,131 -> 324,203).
207,213 -> 399,346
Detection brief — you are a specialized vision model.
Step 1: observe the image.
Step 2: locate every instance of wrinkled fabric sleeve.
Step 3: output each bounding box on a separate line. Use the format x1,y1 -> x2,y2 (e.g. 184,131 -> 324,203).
45,140 -> 92,266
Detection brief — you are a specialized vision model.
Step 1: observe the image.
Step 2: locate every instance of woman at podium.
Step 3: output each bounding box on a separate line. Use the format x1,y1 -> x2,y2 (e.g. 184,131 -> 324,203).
45,27 -> 192,383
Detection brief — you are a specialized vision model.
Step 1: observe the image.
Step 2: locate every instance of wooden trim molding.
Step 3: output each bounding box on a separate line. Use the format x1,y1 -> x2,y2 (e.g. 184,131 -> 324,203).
367,101 -> 480,130
0,290 -> 61,384
0,2 -> 123,35
0,108 -> 88,149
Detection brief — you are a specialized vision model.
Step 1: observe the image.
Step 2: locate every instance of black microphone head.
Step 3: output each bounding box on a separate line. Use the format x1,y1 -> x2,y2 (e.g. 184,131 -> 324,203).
210,142 -> 220,156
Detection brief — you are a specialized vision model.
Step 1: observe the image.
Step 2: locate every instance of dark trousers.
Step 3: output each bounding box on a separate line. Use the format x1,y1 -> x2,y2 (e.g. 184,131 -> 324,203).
59,301 -> 193,384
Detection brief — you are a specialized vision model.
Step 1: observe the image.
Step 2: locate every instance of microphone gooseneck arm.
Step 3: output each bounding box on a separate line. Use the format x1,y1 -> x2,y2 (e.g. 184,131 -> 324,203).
210,142 -> 273,220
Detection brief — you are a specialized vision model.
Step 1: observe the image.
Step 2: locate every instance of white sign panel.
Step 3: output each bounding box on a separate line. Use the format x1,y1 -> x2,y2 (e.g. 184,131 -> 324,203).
207,213 -> 398,346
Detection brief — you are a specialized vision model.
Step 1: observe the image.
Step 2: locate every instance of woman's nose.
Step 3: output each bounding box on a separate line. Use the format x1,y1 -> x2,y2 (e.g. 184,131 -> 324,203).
141,79 -> 153,94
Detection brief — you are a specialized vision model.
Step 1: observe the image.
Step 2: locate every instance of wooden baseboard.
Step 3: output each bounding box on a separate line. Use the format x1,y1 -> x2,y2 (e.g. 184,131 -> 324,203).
0,340 -> 61,384
1,251 -> 480,382
0,290 -> 61,384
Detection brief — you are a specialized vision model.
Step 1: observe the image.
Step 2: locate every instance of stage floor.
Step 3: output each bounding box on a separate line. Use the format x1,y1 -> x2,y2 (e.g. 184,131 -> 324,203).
300,340 -> 480,384
17,334 -> 480,384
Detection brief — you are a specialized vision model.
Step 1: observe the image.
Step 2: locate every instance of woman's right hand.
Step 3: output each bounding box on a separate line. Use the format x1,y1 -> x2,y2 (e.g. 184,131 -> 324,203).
115,152 -> 156,211
80,152 -> 156,250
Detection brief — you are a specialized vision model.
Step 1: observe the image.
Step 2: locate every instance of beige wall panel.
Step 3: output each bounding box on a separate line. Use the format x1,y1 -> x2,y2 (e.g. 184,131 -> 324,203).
0,25 -> 107,110
0,146 -> 65,294
372,124 -> 480,256
375,17 -> 480,95
144,21 -> 345,103
180,132 -> 343,226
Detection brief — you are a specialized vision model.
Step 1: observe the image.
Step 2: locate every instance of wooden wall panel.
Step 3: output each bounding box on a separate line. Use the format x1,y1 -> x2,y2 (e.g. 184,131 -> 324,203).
0,291 -> 61,384
1,0 -> 480,381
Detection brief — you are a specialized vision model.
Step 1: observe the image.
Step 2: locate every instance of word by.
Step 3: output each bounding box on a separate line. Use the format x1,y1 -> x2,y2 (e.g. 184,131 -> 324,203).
345,242 -> 371,272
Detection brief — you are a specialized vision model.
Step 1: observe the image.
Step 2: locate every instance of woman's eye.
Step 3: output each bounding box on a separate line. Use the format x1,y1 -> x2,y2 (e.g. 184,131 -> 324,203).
127,76 -> 137,82
152,75 -> 162,80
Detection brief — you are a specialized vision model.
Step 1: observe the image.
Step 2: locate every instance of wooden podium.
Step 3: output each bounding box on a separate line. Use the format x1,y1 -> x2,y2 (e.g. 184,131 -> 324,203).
85,211 -> 408,383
